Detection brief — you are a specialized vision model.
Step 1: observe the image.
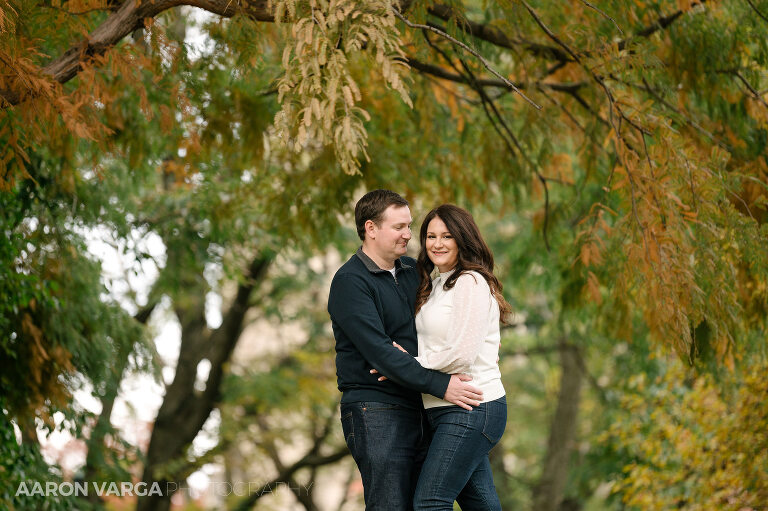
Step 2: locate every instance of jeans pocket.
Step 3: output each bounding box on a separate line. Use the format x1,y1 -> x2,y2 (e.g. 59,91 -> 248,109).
361,402 -> 401,412
341,410 -> 356,455
481,398 -> 507,445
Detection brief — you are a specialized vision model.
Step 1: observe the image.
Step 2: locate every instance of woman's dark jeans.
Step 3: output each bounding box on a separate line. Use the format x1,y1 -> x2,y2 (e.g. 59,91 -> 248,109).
414,396 -> 507,510
340,401 -> 429,510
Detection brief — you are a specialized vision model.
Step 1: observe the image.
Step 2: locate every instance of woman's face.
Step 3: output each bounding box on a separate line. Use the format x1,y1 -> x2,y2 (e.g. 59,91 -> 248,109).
425,216 -> 459,273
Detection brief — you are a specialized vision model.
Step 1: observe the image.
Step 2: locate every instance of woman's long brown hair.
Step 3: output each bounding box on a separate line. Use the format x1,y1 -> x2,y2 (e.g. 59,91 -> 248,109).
415,204 -> 512,324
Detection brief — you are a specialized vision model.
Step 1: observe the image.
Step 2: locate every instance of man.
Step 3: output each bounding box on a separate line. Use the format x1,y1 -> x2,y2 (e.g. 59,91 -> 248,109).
328,189 -> 483,510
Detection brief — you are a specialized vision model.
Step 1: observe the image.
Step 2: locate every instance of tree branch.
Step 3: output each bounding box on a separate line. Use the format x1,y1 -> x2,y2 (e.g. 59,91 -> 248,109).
727,69 -> 768,108
626,75 -> 733,151
537,86 -> 585,133
452,55 -> 552,251
405,56 -> 584,93
0,0 -> 275,107
426,5 -> 573,62
393,8 -> 541,109
520,0 -> 651,245
427,1 -> 708,62
1,0 -> 713,108
233,448 -> 349,511
579,0 -> 624,35
616,0 -> 708,52
745,0 -> 768,24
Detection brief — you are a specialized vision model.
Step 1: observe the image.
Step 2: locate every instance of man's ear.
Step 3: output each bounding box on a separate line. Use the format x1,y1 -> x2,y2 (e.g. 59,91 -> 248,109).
365,219 -> 377,239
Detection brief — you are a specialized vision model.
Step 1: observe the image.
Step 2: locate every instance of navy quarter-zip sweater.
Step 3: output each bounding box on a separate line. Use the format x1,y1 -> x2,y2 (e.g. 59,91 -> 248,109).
328,248 -> 451,408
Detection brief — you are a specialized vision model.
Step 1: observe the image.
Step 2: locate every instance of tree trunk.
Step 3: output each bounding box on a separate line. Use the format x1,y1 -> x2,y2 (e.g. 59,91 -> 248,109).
82,303 -> 156,506
532,339 -> 583,511
136,255 -> 271,511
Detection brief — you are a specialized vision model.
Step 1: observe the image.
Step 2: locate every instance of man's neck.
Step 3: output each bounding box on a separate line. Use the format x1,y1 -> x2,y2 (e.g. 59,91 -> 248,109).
361,244 -> 396,270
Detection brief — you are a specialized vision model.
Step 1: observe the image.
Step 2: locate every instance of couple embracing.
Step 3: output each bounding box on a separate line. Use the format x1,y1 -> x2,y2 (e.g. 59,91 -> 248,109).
328,190 -> 510,510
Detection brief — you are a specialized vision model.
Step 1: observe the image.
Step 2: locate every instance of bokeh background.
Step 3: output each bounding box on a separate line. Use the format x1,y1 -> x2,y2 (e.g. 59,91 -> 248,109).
2,1 -> 767,510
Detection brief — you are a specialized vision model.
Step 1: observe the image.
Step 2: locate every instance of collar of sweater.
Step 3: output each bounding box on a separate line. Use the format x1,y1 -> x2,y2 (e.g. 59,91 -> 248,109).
438,268 -> 457,281
355,246 -> 412,273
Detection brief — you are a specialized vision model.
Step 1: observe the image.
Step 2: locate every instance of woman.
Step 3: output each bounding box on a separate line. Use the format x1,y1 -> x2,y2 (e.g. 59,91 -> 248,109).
384,204 -> 510,510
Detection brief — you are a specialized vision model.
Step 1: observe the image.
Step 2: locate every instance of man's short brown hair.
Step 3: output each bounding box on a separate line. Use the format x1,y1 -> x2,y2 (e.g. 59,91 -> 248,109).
354,190 -> 409,240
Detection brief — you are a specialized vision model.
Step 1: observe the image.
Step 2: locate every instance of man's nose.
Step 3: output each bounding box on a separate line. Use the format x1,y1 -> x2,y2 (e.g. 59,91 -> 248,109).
403,228 -> 412,240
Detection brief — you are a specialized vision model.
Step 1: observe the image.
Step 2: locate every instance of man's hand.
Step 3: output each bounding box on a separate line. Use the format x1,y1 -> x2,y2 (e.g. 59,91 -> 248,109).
444,374 -> 483,411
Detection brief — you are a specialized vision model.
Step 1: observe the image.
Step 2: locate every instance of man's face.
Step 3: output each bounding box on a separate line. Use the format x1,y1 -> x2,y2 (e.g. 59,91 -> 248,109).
367,205 -> 412,262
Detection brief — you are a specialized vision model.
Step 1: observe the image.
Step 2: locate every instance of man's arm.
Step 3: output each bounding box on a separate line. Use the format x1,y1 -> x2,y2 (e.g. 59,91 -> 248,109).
374,341 -> 484,410
329,272 -> 450,398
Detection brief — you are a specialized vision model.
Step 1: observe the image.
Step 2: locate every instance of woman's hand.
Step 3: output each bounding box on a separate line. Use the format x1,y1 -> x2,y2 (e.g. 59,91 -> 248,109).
370,342 -> 410,381
370,368 -> 387,381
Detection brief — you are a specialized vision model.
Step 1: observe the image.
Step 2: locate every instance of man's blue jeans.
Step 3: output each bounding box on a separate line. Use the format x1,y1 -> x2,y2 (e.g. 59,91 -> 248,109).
341,401 -> 429,510
414,396 -> 507,510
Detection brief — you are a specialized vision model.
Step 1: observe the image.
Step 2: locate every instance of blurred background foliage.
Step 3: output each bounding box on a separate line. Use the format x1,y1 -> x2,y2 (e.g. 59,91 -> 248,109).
1,1 -> 767,510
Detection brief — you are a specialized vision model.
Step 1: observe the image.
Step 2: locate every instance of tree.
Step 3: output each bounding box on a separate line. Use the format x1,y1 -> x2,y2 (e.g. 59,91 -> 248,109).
3,1 -> 768,510
606,348 -> 768,510
4,0 -> 767,354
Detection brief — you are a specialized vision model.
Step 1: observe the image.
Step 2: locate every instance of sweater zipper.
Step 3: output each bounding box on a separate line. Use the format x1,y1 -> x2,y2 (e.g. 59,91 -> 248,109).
392,271 -> 415,320
391,271 -> 417,342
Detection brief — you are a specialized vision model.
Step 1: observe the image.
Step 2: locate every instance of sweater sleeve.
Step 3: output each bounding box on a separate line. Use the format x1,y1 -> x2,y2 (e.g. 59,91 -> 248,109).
328,272 -> 451,399
415,273 -> 492,374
